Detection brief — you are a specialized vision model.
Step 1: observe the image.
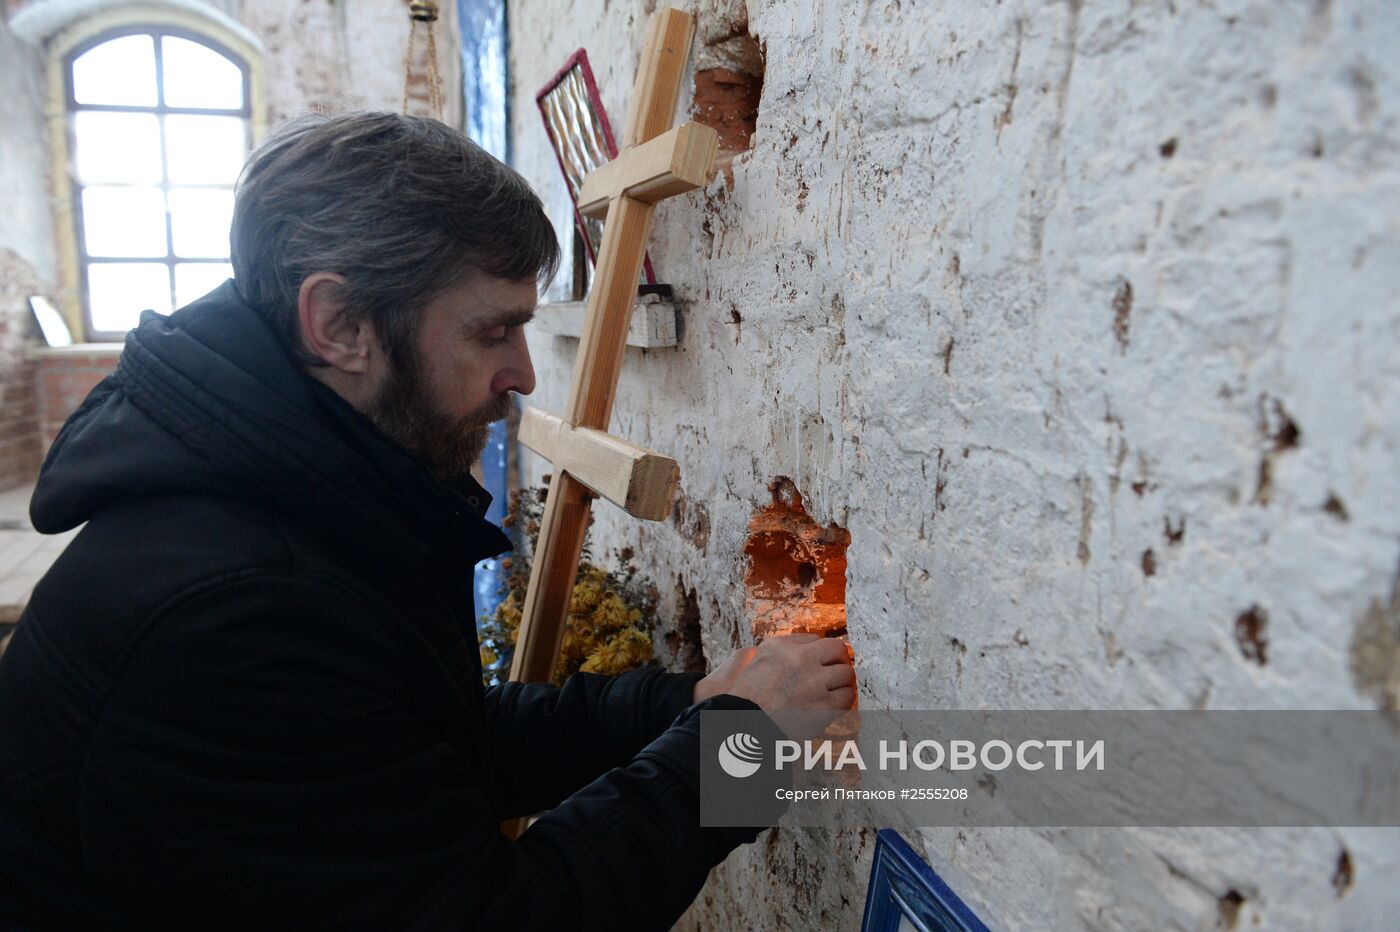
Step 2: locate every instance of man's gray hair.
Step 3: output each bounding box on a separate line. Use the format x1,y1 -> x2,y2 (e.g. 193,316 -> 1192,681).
230,112 -> 560,366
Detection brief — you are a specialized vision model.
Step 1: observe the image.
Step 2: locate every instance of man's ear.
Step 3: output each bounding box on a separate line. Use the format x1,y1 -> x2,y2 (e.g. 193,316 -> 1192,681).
297,272 -> 375,373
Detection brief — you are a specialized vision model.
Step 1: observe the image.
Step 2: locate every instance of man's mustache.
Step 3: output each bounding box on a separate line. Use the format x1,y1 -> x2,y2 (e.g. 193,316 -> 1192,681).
469,392 -> 514,428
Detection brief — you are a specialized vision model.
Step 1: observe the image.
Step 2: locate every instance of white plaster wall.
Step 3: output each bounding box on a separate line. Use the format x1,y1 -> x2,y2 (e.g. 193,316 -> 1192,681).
0,15 -> 56,284
240,0 -> 463,127
0,14 -> 57,488
510,0 -> 1400,928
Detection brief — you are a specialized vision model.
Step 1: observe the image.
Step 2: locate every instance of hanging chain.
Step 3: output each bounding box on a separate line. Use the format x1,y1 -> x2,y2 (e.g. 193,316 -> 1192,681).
403,0 -> 444,118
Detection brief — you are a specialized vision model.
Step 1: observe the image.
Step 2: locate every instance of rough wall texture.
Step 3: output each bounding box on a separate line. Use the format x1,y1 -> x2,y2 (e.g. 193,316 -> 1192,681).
0,14 -> 54,284
241,0 -> 464,125
0,251 -> 44,490
0,13 -> 55,490
509,0 -> 1400,928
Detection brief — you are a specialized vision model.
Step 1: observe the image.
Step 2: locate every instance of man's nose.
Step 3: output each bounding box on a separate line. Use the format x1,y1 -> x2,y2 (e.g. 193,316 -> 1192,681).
492,334 -> 535,396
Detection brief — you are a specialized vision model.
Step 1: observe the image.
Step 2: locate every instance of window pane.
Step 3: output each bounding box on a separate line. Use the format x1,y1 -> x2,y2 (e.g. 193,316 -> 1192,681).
72,35 -> 157,107
174,263 -> 233,307
88,263 -> 171,333
73,112 -> 162,185
82,187 -> 168,258
170,188 -> 233,258
165,115 -> 247,184
162,36 -> 244,109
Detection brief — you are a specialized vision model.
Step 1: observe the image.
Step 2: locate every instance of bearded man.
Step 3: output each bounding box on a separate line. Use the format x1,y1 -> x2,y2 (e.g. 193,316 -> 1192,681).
0,113 -> 855,930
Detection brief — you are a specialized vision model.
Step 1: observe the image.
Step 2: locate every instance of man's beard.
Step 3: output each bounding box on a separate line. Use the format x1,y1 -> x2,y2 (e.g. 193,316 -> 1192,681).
365,351 -> 513,486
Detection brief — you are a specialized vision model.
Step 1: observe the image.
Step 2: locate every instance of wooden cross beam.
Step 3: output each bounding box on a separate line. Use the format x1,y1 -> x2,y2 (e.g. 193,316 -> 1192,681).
510,7 -> 717,684
575,122 -> 717,219
517,408 -> 678,522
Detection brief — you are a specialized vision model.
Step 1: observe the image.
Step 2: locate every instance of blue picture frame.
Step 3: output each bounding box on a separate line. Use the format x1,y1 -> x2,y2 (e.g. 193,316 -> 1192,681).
861,829 -> 992,932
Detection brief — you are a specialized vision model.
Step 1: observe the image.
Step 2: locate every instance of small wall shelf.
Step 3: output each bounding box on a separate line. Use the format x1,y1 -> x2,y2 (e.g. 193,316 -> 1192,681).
530,296 -> 678,348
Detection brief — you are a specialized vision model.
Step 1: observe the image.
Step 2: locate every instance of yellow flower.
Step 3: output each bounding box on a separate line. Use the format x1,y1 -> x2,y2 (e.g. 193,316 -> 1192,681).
581,628 -> 654,675
485,519 -> 657,687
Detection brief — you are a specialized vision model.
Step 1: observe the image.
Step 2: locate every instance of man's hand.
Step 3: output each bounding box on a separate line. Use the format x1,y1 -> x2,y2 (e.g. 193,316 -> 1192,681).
692,633 -> 855,711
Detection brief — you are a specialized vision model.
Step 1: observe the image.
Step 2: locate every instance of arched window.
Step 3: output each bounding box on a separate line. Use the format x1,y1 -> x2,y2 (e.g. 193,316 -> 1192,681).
65,28 -> 251,338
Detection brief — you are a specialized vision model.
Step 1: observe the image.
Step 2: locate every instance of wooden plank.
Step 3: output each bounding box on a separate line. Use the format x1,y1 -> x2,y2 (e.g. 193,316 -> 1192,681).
576,121 -> 718,219
519,408 -> 679,521
510,470 -> 592,683
509,9 -> 699,686
530,298 -> 677,348
563,195 -> 658,430
622,8 -> 696,148
510,196 -> 655,685
0,532 -> 72,613
0,530 -> 38,578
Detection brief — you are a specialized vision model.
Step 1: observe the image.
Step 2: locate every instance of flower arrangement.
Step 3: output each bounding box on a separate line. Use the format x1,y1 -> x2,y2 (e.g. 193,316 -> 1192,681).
479,481 -> 660,687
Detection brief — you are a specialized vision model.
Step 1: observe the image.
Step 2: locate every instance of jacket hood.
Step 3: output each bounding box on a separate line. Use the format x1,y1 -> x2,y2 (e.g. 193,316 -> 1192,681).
31,281 -> 509,568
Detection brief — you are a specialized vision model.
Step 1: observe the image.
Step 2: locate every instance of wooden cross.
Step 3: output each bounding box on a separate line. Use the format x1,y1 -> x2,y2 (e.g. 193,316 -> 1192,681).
510,7 -> 717,684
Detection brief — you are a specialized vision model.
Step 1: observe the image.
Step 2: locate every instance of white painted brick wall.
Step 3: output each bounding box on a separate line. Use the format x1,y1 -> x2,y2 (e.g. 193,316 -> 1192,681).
508,1 -> 1399,928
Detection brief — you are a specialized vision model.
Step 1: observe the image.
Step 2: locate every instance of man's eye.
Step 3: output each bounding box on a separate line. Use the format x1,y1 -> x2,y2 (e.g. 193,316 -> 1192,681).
481,326 -> 509,347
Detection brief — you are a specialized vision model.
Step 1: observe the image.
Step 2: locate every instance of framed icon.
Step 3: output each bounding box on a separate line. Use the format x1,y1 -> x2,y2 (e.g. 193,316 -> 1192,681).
862,829 -> 992,932
535,48 -> 657,287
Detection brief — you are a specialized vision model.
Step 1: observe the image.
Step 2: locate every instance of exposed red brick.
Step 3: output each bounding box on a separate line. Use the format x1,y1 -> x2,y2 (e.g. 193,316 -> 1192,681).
743,477 -> 849,640
692,67 -> 763,153
0,249 -> 44,490
34,354 -> 117,454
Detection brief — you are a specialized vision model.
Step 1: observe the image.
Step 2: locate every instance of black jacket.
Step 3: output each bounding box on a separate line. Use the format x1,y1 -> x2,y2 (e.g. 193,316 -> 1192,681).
0,282 -> 756,930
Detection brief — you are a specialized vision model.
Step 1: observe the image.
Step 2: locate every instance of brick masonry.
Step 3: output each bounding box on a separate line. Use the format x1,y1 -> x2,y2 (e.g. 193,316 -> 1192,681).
0,249 -> 43,491
1,250 -> 117,491
33,350 -> 118,452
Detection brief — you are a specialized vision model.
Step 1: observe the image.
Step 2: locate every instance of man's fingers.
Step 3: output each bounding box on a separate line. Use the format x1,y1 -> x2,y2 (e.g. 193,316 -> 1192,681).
807,637 -> 853,665
822,663 -> 855,691
825,686 -> 856,710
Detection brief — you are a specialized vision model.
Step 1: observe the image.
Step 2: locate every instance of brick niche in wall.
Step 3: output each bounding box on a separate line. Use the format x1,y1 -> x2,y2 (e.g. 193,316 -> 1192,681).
33,347 -> 120,453
0,247 -> 46,492
0,354 -> 39,490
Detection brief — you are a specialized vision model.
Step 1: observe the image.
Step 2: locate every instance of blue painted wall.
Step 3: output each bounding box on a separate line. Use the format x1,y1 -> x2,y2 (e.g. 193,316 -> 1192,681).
459,0 -> 513,626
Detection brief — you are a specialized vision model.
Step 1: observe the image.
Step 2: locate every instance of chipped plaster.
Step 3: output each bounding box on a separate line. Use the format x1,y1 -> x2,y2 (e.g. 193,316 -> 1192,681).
509,0 -> 1400,928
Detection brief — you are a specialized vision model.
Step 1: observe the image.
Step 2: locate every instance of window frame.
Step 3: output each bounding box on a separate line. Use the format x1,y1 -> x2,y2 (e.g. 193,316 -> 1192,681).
46,6 -> 265,345
64,25 -> 252,341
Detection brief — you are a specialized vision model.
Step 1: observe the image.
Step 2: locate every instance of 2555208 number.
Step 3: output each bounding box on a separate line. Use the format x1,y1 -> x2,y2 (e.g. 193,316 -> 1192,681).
908,787 -> 969,800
